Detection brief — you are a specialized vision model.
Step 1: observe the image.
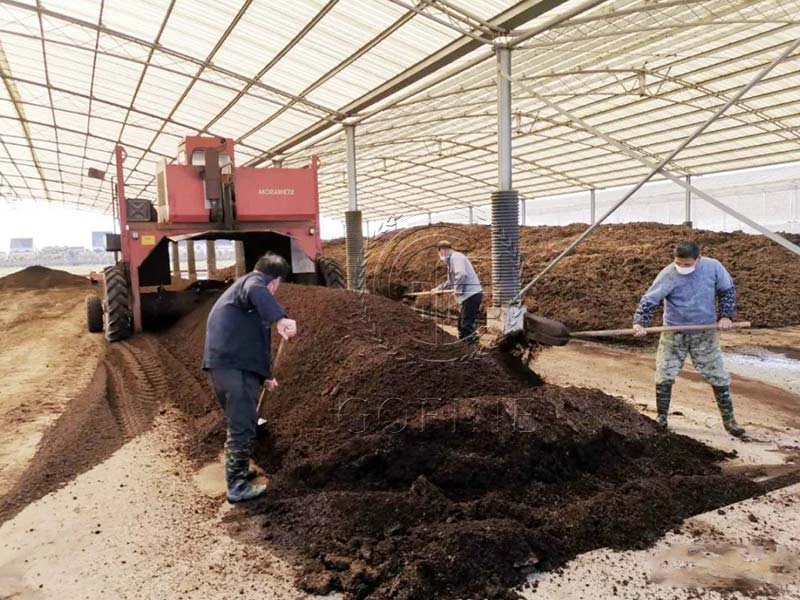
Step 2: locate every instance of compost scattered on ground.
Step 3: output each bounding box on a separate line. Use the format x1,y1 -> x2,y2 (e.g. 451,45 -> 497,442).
155,284 -> 761,600
323,223 -> 800,330
0,265 -> 90,289
0,339 -> 162,524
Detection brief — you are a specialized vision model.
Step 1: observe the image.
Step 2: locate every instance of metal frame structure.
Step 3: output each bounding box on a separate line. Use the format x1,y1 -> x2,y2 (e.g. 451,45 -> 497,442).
509,37 -> 800,303
0,0 -> 798,246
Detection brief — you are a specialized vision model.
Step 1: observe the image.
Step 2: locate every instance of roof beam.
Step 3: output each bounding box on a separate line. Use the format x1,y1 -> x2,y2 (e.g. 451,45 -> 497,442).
0,115 -> 172,158
0,0 -> 342,119
0,27 -> 329,123
235,6 -> 419,145
0,74 -> 267,153
307,19 -> 800,194
76,0 -> 104,201
124,0 -> 257,193
245,0 -> 577,165
0,41 -> 50,201
199,0 -> 340,135
0,136 -> 27,201
385,0 -> 492,43
89,0 -> 175,208
33,0 -> 59,200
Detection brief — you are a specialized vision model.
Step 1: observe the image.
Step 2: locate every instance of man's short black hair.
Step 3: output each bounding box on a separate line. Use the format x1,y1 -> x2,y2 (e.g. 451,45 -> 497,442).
254,252 -> 290,280
674,240 -> 701,260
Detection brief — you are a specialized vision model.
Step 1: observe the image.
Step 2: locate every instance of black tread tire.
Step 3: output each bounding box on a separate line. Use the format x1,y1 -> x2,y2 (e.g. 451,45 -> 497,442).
86,295 -> 103,333
317,256 -> 346,289
103,265 -> 132,342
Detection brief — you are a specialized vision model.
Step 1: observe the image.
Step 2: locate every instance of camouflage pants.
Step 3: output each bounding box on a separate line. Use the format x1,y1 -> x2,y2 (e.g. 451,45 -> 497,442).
655,330 -> 731,387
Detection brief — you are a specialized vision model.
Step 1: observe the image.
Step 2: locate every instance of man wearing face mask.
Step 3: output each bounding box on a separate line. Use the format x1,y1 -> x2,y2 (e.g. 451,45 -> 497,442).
632,240 -> 744,437
433,240 -> 483,343
202,251 -> 298,502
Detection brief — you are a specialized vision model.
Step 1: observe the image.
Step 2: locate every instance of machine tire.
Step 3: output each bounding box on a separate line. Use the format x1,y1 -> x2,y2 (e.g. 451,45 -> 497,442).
317,256 -> 346,289
86,295 -> 103,333
103,265 -> 132,342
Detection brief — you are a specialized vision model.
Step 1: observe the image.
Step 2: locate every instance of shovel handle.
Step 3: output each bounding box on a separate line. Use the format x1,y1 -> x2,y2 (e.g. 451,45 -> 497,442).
258,338 -> 286,419
272,338 -> 286,371
571,321 -> 751,338
405,289 -> 454,297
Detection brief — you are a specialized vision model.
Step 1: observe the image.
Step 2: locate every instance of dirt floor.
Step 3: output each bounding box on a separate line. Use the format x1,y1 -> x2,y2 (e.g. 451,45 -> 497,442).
1,275 -> 799,599
323,223 -> 800,330
0,281 -> 105,504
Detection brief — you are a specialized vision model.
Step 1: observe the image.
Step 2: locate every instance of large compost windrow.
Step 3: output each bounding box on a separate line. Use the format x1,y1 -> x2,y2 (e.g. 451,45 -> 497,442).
323,223 -> 800,330
160,284 -> 762,600
0,265 -> 91,289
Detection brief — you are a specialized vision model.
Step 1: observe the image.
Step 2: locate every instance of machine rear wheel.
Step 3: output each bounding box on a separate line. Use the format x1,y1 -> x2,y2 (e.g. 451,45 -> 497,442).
86,295 -> 103,333
317,256 -> 346,289
104,265 -> 132,342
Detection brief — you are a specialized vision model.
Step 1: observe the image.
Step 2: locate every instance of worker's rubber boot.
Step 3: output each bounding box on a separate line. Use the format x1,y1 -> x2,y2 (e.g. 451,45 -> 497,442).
225,441 -> 267,503
655,383 -> 672,429
712,385 -> 745,437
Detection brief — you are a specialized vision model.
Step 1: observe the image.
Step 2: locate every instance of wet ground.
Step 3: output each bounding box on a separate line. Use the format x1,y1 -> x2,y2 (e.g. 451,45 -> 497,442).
724,348 -> 800,395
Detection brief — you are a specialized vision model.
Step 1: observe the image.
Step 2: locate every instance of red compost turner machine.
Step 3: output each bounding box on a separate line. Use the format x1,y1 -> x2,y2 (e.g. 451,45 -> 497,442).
86,137 -> 345,341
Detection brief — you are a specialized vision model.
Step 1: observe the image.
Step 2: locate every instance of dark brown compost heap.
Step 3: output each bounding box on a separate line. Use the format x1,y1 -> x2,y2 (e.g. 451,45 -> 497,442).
323,223 -> 800,330
0,265 -> 90,289
160,284 -> 762,600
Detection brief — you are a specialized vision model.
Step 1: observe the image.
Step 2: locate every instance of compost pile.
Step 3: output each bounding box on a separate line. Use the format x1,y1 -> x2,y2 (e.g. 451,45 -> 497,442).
0,265 -> 90,289
162,284 -> 761,600
323,223 -> 800,330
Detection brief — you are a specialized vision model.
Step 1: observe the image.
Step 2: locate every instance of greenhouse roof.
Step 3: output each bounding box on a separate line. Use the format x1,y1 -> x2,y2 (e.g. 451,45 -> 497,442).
1,0 -> 799,218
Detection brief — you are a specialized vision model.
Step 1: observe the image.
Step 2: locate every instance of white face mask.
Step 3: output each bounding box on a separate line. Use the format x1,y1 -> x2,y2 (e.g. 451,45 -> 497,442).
674,264 -> 696,275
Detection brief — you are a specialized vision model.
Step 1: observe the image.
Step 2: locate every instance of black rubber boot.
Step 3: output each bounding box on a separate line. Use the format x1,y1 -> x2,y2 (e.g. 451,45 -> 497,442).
655,383 -> 672,429
225,440 -> 267,503
712,385 -> 745,437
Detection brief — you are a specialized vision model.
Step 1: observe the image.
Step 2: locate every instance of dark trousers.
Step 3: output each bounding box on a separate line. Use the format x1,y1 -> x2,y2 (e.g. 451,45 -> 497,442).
458,292 -> 482,341
209,368 -> 262,448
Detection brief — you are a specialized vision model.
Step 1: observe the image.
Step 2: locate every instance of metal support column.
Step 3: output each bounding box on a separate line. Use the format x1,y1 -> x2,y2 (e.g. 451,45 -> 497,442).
497,47 -> 513,192
590,189 -> 596,224
206,240 -> 216,279
272,156 -> 284,168
684,175 -> 693,227
234,241 -> 246,278
490,45 -> 520,309
468,205 -> 474,224
344,124 -> 364,290
427,212 -> 432,225
171,241 -> 180,282
186,240 -> 197,281
520,198 -> 526,226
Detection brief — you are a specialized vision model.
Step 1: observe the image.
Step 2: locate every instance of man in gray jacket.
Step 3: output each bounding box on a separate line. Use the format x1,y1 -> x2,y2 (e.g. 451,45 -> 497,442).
435,240 -> 483,343
633,240 -> 744,437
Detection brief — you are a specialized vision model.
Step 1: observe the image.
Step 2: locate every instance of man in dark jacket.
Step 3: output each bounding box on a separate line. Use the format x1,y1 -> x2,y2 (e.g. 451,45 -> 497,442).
202,252 -> 297,502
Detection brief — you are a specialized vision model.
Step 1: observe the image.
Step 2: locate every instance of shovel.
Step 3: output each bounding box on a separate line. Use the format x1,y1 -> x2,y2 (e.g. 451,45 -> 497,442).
524,312 -> 751,346
256,337 -> 287,427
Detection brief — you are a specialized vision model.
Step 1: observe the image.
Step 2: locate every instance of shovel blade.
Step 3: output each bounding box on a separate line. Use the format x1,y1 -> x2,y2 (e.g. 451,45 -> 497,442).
523,313 -> 571,346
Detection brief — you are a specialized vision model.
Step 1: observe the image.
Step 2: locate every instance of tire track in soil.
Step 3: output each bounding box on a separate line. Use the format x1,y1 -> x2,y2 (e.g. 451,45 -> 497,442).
141,335 -> 224,463
0,336 -> 171,524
